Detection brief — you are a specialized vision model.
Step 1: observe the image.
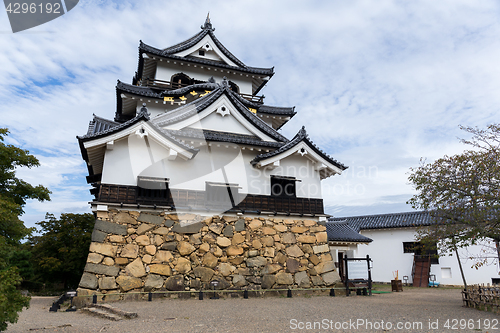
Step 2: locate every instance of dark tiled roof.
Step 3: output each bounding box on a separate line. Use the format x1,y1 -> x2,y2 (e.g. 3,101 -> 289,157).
86,115 -> 118,136
162,18 -> 247,69
78,105 -> 199,156
117,80 -> 295,119
152,81 -> 288,144
79,107 -> 150,141
139,41 -> 274,76
152,87 -> 225,126
329,211 -> 433,232
227,90 -> 296,117
251,126 -> 347,171
326,222 -> 373,243
117,81 -> 163,98
258,105 -> 296,116
117,80 -> 218,99
164,128 -> 283,148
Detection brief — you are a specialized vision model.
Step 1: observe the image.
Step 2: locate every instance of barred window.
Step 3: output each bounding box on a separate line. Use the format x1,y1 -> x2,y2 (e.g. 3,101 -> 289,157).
205,182 -> 240,206
271,176 -> 298,198
137,176 -> 169,201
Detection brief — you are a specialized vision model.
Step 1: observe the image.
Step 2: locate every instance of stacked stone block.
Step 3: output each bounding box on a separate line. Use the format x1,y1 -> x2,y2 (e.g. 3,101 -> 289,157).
77,210 -> 341,297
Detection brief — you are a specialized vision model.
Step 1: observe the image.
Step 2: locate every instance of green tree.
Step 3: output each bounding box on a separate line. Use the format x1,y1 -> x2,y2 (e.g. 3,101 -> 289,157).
0,128 -> 50,243
30,213 -> 95,289
0,238 -> 30,331
408,124 -> 500,275
0,128 -> 50,331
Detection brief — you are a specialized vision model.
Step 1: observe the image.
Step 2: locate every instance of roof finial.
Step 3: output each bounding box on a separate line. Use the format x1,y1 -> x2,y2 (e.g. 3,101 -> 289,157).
139,103 -> 150,119
201,12 -> 214,31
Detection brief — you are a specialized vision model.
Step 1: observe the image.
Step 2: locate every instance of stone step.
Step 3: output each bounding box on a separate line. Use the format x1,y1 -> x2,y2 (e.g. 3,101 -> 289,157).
81,307 -> 123,321
91,303 -> 138,319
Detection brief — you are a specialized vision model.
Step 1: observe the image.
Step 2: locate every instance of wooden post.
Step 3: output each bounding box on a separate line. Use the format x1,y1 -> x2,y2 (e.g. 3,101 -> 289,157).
367,255 -> 372,296
344,257 -> 349,296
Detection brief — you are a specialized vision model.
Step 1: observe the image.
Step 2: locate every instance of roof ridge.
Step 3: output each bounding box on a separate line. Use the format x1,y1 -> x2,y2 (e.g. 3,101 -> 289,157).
329,210 -> 428,220
223,87 -> 288,143
78,109 -> 150,140
151,88 -> 223,127
139,41 -> 273,76
251,126 -> 347,171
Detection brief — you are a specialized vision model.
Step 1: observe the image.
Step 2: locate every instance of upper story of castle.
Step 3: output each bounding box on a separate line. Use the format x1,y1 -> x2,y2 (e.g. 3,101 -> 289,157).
134,15 -> 273,99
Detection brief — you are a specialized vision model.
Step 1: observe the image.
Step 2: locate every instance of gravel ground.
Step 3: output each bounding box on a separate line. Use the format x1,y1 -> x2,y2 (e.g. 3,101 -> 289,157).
6,288 -> 499,333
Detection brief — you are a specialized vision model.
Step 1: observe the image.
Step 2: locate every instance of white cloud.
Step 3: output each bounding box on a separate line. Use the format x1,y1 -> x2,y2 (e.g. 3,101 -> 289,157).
2,0 -> 500,227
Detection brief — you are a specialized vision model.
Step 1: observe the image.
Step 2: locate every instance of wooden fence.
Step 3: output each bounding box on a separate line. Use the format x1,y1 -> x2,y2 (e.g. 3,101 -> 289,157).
462,285 -> 500,314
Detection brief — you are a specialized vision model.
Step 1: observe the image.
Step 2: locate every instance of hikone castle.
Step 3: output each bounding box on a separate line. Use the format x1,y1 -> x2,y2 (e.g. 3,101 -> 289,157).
76,16 -> 348,298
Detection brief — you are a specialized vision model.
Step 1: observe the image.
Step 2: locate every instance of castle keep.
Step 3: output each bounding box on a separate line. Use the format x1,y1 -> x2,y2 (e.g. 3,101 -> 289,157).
77,16 -> 347,298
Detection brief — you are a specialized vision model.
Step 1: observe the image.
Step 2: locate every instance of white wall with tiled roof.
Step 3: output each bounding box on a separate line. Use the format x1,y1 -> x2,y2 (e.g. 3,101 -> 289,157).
100,132 -> 323,199
357,228 -> 499,285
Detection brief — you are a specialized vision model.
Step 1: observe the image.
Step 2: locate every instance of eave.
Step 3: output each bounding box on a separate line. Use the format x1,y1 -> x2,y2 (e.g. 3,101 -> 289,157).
151,82 -> 288,144
138,41 -> 274,95
251,127 -> 347,180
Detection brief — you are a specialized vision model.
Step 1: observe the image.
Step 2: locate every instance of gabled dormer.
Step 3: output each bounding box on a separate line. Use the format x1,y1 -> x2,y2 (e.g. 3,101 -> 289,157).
134,14 -> 274,97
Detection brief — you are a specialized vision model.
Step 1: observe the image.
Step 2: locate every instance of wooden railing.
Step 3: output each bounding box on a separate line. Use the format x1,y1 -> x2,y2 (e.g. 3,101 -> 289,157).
97,184 -> 324,215
462,285 -> 500,314
141,78 -> 265,104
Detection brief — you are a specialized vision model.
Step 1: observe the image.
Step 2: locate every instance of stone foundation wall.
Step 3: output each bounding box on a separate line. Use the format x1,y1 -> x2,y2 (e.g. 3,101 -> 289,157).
77,210 -> 340,299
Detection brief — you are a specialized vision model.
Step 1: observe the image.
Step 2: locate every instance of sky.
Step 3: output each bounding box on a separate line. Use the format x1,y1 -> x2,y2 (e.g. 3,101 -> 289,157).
1,0 -> 500,230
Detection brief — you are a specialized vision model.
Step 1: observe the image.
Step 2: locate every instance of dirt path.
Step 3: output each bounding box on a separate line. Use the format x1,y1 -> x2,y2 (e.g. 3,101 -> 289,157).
6,288 -> 499,332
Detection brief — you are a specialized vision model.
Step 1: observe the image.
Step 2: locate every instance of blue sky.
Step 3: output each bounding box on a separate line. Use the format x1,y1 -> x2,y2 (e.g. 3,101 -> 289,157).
1,0 -> 500,229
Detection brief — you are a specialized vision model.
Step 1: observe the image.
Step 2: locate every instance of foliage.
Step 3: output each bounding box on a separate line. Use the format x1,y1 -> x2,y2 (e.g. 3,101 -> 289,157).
408,124 -> 500,263
0,128 -> 50,243
0,128 -> 50,330
29,213 -> 95,289
0,267 -> 30,331
0,237 -> 30,331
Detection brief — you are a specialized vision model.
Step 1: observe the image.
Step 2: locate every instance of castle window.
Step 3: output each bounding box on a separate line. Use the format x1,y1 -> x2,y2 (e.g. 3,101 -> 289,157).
199,50 -> 205,56
403,241 -> 439,264
137,176 -> 170,202
228,81 -> 240,93
271,176 -> 297,198
403,241 -> 418,253
171,73 -> 191,89
206,182 -> 240,206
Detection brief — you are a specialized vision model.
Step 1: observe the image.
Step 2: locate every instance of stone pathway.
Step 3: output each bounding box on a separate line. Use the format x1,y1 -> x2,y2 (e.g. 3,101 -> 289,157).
6,288 -> 499,332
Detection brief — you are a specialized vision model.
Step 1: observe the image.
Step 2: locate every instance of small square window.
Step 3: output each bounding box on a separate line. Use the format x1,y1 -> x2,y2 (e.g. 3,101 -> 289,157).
199,50 -> 205,56
441,267 -> 452,279
403,242 -> 418,253
271,176 -> 296,198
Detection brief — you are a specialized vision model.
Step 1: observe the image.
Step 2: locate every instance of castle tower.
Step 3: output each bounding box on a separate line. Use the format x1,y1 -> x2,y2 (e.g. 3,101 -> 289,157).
77,16 -> 347,298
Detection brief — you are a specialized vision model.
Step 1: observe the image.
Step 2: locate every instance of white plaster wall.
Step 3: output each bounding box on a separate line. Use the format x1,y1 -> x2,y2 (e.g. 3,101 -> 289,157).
101,135 -> 323,199
356,228 -> 499,285
188,49 -> 224,63
155,63 -> 253,95
355,229 -> 415,283
101,137 -> 135,185
430,240 -> 499,286
194,112 -> 255,136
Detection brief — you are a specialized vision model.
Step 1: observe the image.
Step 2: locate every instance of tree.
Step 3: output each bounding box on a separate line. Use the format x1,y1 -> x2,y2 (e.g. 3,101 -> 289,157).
0,128 -> 51,243
0,128 -> 50,331
29,213 -> 95,289
408,124 -> 500,276
0,237 -> 30,331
